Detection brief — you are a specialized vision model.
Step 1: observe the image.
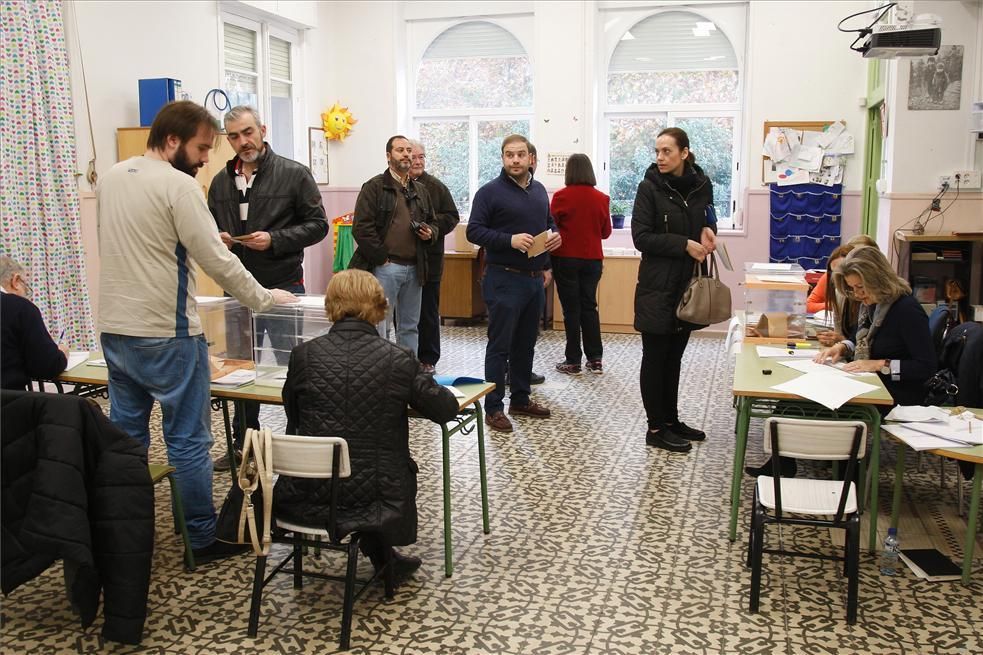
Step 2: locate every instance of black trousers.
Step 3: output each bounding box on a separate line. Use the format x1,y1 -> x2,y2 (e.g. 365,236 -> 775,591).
640,330 -> 691,429
417,278 -> 441,366
552,256 -> 603,365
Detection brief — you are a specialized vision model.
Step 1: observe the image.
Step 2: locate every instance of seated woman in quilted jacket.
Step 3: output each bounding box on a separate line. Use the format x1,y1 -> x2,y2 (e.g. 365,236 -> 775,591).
274,269 -> 459,580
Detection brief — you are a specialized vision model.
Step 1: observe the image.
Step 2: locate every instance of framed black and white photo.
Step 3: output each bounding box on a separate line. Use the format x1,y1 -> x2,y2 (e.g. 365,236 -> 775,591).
907,45 -> 963,111
308,127 -> 329,184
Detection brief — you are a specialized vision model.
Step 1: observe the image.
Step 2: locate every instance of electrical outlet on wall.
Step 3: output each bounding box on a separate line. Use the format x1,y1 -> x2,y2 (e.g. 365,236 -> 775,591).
953,170 -> 982,189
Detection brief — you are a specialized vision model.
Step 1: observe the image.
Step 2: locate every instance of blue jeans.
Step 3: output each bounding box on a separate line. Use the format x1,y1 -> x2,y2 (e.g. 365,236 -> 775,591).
481,265 -> 545,414
101,332 -> 215,548
374,262 -> 422,354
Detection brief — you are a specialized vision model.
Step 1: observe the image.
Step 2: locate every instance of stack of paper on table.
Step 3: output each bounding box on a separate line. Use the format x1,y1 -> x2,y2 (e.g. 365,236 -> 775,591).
66,352 -> 92,370
770,372 -> 879,410
756,345 -> 816,359
882,411 -> 983,450
211,369 -> 257,387
776,359 -> 877,378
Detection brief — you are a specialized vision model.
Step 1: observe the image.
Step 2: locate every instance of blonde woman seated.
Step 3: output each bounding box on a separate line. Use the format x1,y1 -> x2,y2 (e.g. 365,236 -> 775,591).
747,246 -> 935,478
814,246 -> 936,406
274,269 -> 459,581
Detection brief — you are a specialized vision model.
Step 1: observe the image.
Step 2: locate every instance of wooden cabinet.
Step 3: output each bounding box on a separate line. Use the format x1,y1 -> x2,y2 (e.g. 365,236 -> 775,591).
117,127 -> 237,295
553,256 -> 639,334
439,251 -> 485,320
894,233 -> 983,315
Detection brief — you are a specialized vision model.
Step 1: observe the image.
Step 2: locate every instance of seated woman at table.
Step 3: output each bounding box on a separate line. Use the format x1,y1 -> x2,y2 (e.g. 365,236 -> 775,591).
746,246 -> 936,478
813,244 -> 858,346
274,270 -> 459,581
0,255 -> 68,390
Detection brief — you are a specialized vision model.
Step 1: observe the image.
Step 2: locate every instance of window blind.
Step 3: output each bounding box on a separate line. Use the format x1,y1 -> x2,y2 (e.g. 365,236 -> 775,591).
224,23 -> 257,72
609,11 -> 737,72
423,20 -> 526,59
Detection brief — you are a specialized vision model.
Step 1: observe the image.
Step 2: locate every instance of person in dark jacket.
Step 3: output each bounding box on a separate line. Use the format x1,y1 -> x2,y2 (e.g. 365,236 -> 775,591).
817,246 -> 936,404
747,246 -> 937,478
632,127 -> 717,453
207,106 -> 329,464
550,154 -> 612,375
274,270 -> 458,579
0,255 -> 68,390
409,139 -> 460,374
2,390 -> 154,645
349,135 -> 440,355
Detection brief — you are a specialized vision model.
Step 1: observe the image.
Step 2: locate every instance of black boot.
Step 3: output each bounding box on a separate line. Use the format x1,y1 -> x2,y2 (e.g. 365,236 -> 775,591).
745,456 -> 797,478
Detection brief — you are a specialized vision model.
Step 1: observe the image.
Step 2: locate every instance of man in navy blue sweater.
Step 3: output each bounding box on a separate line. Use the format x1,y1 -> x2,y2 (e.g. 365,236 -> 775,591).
466,135 -> 562,432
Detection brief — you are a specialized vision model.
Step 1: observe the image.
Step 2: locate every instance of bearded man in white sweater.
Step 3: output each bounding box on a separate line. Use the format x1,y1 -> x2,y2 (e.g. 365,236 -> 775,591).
97,101 -> 296,563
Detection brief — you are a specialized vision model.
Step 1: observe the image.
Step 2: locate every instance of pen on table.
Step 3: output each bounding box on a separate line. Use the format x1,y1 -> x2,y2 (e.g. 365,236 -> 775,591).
785,342 -> 812,349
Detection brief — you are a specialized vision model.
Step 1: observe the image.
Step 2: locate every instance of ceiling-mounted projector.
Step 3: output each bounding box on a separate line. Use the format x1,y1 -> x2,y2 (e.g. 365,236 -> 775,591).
861,13 -> 942,58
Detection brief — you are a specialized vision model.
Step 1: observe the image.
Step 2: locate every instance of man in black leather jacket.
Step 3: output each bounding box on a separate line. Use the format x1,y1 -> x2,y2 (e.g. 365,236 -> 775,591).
208,106 -> 329,466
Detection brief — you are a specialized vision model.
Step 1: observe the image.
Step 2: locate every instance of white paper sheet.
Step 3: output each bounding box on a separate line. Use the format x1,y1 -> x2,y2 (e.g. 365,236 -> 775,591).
786,145 -> 825,172
756,346 -> 816,358
828,132 -> 855,154
212,370 -> 257,386
818,121 -> 846,148
776,168 -> 811,186
885,405 -> 952,423
87,358 -> 107,367
801,131 -> 823,148
891,417 -> 983,446
195,296 -> 226,304
294,295 -> 327,308
763,128 -> 792,162
67,351 -> 90,370
776,359 -> 877,378
752,263 -> 793,271
770,372 -> 878,410
882,423 -> 979,451
443,385 -> 466,398
755,274 -> 807,284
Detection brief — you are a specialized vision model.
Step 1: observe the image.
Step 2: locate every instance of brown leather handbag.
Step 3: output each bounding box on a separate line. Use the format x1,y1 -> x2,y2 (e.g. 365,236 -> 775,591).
676,253 -> 732,326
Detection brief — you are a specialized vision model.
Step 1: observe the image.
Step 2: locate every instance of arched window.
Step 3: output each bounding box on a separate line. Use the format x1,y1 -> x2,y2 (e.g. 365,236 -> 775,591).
413,21 -> 533,214
604,10 -> 742,228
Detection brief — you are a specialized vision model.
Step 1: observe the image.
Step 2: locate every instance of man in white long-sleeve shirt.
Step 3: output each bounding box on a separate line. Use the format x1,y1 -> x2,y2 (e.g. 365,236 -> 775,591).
97,101 -> 296,563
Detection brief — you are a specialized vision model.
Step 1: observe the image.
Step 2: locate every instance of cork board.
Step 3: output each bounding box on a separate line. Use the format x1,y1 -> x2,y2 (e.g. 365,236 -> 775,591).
761,120 -> 841,184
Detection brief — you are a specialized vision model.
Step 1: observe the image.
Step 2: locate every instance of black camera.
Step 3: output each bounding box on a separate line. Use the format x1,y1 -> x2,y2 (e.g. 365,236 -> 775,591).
410,219 -> 424,232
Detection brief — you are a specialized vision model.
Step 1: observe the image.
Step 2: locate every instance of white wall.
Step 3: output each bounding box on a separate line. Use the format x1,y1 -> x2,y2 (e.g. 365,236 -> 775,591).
883,0 -> 982,193
65,0 -> 223,191
743,1 -> 870,190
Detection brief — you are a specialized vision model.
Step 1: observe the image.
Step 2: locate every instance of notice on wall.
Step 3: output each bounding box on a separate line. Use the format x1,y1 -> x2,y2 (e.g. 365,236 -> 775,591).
546,152 -> 570,176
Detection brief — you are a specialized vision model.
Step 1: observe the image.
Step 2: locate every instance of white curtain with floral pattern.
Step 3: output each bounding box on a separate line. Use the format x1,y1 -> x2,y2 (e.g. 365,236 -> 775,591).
0,0 -> 94,348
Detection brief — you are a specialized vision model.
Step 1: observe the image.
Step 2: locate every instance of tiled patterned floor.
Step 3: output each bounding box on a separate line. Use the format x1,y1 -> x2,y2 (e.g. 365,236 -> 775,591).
2,328 -> 982,654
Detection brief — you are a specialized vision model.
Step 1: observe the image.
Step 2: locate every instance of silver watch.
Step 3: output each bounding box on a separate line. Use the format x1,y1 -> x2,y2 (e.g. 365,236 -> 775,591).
879,360 -> 891,375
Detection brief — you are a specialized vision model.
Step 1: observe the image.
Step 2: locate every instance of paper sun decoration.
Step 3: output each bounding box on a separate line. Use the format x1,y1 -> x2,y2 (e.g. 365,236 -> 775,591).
321,102 -> 358,141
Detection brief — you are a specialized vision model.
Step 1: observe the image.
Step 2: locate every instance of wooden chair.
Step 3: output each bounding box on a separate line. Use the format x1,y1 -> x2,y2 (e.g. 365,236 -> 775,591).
747,417 -> 867,624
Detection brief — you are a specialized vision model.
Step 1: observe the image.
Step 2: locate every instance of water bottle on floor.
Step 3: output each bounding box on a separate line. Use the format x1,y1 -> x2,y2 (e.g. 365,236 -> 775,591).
880,527 -> 900,576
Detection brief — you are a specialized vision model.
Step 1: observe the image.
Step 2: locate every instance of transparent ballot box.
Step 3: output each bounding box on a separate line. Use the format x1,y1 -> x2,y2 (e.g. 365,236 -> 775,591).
252,295 -> 333,388
197,297 -> 256,382
743,275 -> 809,343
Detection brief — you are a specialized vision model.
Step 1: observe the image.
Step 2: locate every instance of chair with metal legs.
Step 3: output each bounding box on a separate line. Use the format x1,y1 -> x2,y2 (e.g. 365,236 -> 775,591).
245,433 -> 394,651
747,417 -> 867,625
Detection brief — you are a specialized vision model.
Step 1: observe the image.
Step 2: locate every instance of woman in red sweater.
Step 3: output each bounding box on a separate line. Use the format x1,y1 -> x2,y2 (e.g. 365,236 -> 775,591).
549,154 -> 612,374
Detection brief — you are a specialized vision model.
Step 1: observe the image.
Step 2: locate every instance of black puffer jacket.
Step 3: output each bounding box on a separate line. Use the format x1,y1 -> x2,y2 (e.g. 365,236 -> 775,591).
632,162 -> 715,335
1,391 -> 154,645
274,318 -> 459,545
208,144 -> 329,288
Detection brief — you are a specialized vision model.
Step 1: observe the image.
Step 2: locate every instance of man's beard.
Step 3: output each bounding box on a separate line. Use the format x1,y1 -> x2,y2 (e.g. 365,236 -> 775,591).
238,146 -> 260,163
171,147 -> 200,178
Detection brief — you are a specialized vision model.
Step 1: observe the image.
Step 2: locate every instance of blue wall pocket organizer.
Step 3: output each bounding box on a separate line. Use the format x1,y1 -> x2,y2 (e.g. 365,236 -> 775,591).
769,183 -> 842,270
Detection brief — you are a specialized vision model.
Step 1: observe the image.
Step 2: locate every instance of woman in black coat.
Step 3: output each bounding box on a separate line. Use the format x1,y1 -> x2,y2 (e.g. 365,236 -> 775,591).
632,128 -> 717,453
274,270 -> 459,579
